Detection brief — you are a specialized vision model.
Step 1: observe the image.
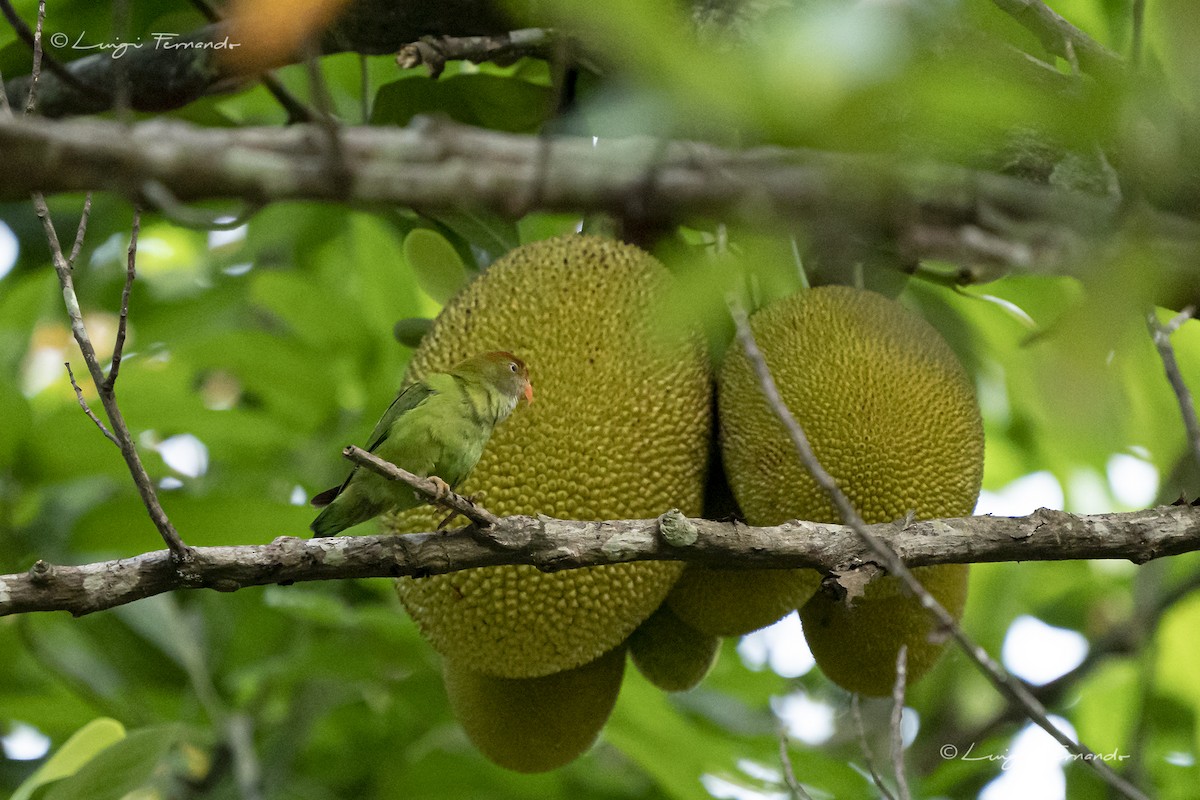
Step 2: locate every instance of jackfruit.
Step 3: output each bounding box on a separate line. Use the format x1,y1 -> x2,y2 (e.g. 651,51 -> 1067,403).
800,564 -> 968,696
628,603 -> 720,691
667,566 -> 819,636
443,644 -> 627,773
717,285 -> 983,695
391,234 -> 711,678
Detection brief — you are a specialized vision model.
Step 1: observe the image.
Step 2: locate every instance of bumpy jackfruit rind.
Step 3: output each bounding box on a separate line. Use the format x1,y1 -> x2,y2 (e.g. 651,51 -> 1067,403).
391,234 -> 711,678
443,644 -> 628,773
717,286 -> 983,689
799,564 -> 968,696
628,603 -> 720,691
719,285 -> 984,528
667,565 -> 821,636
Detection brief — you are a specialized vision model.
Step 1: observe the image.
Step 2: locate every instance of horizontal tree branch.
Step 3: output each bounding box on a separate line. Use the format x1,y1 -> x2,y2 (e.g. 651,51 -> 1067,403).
1,0 -> 523,117
2,504 -> 1197,617
4,115 -> 1200,277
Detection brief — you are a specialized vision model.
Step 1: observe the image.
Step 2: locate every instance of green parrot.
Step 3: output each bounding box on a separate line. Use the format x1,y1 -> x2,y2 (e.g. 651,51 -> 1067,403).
310,351 -> 533,537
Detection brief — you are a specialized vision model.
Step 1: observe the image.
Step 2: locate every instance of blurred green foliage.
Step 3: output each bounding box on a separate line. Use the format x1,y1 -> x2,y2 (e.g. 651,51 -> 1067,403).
2,0 -> 1200,798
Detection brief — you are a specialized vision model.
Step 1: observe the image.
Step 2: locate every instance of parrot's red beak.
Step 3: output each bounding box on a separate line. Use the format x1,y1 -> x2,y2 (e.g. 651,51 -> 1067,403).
523,382 -> 534,406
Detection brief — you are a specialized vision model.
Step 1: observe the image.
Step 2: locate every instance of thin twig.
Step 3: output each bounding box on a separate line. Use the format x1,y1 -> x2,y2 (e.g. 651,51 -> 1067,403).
396,29 -> 555,79
106,207 -> 139,391
727,297 -> 1150,800
65,362 -> 118,445
1149,308 -> 1200,475
34,192 -> 192,564
184,0 -> 316,124
302,41 -> 351,200
341,445 -> 502,529
22,0 -> 44,115
777,730 -> 814,800
850,696 -> 897,800
138,181 -> 263,230
66,193 -> 93,268
0,0 -> 98,105
890,645 -> 911,800
937,563 -> 1200,772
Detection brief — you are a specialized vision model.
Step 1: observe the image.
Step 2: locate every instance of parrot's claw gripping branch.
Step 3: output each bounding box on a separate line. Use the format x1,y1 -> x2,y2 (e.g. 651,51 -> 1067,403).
341,446 -> 502,530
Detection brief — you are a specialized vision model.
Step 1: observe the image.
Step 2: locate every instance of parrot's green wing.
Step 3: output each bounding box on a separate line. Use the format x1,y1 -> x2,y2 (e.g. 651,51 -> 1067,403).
310,382 -> 436,507
365,382 -> 435,452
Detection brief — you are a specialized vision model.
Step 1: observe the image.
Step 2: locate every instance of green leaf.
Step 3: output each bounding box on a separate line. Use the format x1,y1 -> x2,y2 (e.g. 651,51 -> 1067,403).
393,317 -> 433,349
422,209 -> 519,266
11,718 -> 126,800
39,725 -> 181,800
403,228 -> 470,304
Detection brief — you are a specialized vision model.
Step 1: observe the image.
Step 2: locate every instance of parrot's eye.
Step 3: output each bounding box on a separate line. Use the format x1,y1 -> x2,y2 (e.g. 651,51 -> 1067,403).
509,363 -> 517,372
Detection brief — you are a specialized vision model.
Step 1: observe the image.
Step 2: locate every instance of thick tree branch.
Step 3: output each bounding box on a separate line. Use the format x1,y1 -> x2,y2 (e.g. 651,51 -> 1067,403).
2,115 -> 1200,279
1,505 -> 1198,617
1,0 -> 521,117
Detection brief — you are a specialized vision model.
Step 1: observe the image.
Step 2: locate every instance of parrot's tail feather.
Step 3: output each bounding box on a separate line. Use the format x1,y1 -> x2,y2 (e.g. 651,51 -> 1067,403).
310,498 -> 379,537
310,485 -> 342,508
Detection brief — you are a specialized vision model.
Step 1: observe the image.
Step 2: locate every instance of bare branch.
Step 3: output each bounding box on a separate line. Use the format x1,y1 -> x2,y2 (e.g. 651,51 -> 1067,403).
65,362 -> 119,445
0,0 -> 99,103
890,646 -> 911,800
184,0 -> 317,125
341,445 -> 502,530
850,696 -> 897,800
396,28 -> 556,79
778,729 -> 814,800
105,207 -> 139,391
727,299 -> 1150,800
1149,308 -> 1200,475
21,0 -> 45,115
2,505 -> 1200,618
66,192 -> 93,268
34,193 -> 192,564
3,116 -> 1200,282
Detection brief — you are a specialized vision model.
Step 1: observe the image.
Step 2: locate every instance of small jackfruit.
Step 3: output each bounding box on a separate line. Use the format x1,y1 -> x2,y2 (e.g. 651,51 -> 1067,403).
800,564 -> 968,696
443,644 -> 627,773
667,565 -> 819,636
391,234 -> 711,678
717,286 -> 983,695
628,603 -> 720,691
